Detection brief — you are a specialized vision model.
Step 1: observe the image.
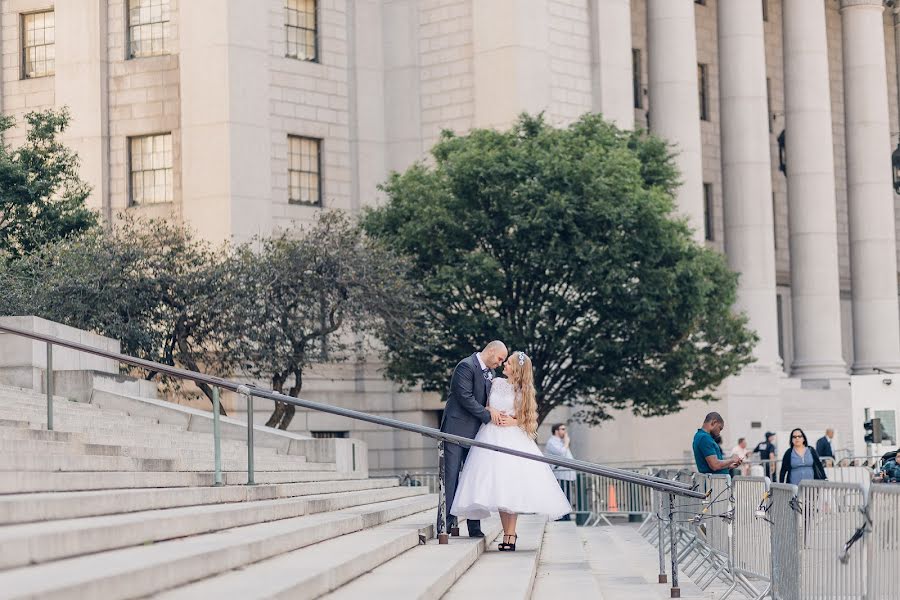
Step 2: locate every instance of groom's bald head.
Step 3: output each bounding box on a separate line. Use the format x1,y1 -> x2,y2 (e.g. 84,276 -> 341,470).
481,341 -> 508,369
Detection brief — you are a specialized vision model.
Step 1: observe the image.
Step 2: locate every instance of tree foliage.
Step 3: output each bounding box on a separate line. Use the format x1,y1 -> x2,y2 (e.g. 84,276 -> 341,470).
231,211 -> 422,430
0,216 -> 239,413
0,109 -> 98,260
363,113 -> 757,425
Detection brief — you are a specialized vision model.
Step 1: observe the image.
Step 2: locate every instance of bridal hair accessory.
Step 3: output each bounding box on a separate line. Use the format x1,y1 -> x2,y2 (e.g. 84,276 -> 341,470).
518,352 -> 527,366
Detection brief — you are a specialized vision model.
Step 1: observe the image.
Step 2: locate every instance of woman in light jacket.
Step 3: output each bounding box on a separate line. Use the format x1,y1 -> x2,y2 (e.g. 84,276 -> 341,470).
779,428 -> 827,484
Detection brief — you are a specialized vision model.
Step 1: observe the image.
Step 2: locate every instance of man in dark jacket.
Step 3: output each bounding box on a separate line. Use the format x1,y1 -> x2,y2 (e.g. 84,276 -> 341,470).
439,341 -> 507,537
815,428 -> 835,464
754,432 -> 777,478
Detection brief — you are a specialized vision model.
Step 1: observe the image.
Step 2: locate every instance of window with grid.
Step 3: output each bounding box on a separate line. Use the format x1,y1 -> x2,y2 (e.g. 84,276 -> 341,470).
285,0 -> 317,62
703,183 -> 714,241
130,134 -> 173,205
22,11 -> 55,79
288,136 -> 321,205
632,48 -> 642,109
762,0 -> 769,22
698,63 -> 709,121
128,0 -> 170,58
311,431 -> 348,439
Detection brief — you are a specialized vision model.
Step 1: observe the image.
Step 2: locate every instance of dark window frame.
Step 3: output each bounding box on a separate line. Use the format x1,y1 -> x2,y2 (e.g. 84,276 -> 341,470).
703,182 -> 714,241
285,0 -> 318,62
127,0 -> 171,59
698,63 -> 710,121
128,132 -> 174,206
632,48 -> 642,109
21,9 -> 55,79
288,135 -> 323,206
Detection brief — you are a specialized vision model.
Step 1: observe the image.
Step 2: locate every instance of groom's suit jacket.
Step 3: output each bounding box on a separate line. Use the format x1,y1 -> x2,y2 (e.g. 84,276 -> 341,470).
440,353 -> 493,440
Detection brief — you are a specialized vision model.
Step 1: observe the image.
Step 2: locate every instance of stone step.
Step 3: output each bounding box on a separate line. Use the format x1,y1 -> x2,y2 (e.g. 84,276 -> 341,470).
321,518 -> 504,600
0,478 -> 401,525
0,469 -> 353,494
0,423 -> 279,455
153,509 -> 437,600
0,438 -> 277,461
0,494 -> 438,600
0,452 -> 332,473
0,486 -> 429,569
0,414 -> 185,434
578,525 -> 709,600
443,515 -> 547,600
530,521 -> 604,599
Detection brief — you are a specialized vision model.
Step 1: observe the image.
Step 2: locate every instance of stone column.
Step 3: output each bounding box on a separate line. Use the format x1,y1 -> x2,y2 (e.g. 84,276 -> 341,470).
472,0 -> 551,129
54,1 -> 109,220
840,0 -> 900,373
383,0 -> 423,174
717,0 -> 780,370
646,0 -> 704,241
179,1 -> 271,243
781,0 -> 846,378
589,0 -> 634,129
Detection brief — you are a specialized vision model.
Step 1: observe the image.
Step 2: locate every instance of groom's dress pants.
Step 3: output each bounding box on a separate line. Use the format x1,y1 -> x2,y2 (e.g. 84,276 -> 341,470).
443,441 -> 480,532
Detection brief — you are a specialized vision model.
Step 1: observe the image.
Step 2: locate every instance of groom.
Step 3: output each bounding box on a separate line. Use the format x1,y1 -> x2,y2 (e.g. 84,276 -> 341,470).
439,340 -> 507,537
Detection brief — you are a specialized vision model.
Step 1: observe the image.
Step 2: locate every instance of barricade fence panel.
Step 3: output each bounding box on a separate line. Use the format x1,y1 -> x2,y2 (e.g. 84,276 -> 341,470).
867,484 -> 900,600
770,483 -> 800,600
798,481 -> 867,600
704,474 -> 731,556
732,476 -> 771,580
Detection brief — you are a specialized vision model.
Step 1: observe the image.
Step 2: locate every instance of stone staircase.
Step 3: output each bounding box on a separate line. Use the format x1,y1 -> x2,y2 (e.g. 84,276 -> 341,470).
0,383 -> 721,599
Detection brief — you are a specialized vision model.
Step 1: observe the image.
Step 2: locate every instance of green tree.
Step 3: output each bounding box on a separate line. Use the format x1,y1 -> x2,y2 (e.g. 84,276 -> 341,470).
0,109 -> 98,260
232,211 -> 422,430
0,216 -> 239,413
363,113 -> 757,425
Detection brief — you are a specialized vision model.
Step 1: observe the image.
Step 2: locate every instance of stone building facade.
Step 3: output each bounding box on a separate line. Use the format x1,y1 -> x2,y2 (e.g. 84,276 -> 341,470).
3,0 -> 900,470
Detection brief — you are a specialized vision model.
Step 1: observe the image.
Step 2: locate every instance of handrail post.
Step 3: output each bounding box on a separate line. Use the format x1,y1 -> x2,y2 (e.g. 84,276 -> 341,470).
658,491 -> 668,584
669,493 -> 680,598
212,387 -> 223,486
45,342 -> 53,431
237,385 -> 255,485
437,440 -> 449,544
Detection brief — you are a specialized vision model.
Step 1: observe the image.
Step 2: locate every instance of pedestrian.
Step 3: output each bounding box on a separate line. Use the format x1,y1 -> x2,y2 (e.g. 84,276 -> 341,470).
815,428 -> 835,466
544,423 -> 575,521
730,437 -> 750,477
692,412 -> 743,474
753,432 -> 777,479
779,428 -> 826,484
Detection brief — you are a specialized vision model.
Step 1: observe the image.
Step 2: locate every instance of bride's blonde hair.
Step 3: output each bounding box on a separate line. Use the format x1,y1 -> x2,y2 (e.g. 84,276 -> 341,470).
507,351 -> 538,439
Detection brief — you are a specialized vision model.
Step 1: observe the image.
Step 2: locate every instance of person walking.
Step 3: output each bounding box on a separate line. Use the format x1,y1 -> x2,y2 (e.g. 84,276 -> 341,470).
692,412 -> 743,474
815,428 -> 835,466
779,428 -> 827,484
544,423 -> 575,521
753,432 -> 777,479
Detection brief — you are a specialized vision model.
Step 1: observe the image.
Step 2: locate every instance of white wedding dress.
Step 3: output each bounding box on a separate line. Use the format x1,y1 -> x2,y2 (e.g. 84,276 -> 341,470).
450,378 -> 572,521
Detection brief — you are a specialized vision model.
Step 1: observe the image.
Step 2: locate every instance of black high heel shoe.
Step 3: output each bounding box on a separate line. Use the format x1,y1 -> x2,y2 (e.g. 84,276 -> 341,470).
498,533 -> 518,552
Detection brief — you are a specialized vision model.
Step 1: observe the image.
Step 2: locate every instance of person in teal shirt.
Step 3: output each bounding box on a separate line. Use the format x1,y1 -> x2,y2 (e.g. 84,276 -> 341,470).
692,412 -> 742,474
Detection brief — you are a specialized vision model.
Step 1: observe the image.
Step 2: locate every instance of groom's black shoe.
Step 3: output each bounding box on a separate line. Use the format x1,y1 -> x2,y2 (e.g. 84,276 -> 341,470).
467,519 -> 485,538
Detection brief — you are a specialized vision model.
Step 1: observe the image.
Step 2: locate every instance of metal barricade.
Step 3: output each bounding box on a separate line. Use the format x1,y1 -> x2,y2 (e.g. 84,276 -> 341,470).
797,481 -> 867,599
731,476 -> 771,597
866,484 -> 900,599
824,466 -> 873,492
704,474 -> 731,556
770,483 -> 800,600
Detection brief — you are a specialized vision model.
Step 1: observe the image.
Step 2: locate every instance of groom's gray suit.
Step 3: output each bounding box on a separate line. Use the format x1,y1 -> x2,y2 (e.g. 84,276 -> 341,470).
440,352 -> 493,536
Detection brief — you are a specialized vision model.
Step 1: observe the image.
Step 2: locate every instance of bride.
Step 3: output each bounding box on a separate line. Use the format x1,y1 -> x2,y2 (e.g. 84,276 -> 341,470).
450,351 -> 572,551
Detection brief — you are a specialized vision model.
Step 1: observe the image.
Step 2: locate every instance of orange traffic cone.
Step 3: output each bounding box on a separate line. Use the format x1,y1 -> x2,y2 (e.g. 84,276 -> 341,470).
607,484 -> 619,512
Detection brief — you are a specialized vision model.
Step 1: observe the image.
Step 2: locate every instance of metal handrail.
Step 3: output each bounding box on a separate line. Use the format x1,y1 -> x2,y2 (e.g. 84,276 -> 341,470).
0,322 -> 698,496
0,322 -> 704,596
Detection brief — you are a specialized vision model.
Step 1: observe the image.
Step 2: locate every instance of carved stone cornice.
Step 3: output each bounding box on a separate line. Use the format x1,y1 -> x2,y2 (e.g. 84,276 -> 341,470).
839,0 -> 884,9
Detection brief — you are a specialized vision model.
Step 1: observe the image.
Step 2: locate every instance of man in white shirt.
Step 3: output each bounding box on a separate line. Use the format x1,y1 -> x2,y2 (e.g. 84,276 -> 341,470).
730,437 -> 750,476
544,423 -> 575,521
